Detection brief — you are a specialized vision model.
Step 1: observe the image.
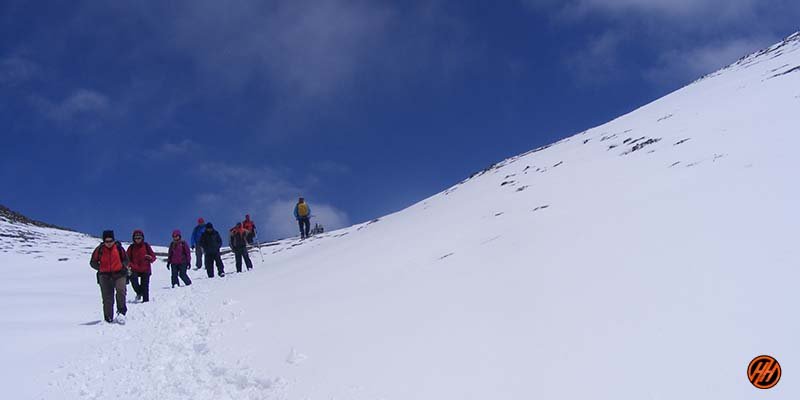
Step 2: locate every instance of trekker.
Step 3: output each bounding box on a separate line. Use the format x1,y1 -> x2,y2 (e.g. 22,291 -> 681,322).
190,218 -> 206,270
167,230 -> 192,288
229,222 -> 253,273
89,230 -> 130,324
126,230 -> 156,303
199,223 -> 225,278
242,214 -> 256,244
294,197 -> 312,239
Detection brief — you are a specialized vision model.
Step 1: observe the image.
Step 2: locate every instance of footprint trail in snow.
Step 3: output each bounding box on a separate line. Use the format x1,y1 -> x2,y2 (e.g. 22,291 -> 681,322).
46,282 -> 285,400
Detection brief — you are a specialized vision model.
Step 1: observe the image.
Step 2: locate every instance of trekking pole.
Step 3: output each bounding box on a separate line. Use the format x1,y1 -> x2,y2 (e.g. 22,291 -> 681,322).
253,231 -> 265,263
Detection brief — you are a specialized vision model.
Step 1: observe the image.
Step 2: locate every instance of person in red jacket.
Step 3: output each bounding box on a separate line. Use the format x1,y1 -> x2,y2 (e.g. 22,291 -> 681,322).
89,230 -> 130,324
126,229 -> 156,303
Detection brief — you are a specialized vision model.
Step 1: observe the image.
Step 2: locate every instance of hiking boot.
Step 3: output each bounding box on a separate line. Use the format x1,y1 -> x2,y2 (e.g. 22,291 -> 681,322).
114,313 -> 127,325
219,272 -> 225,277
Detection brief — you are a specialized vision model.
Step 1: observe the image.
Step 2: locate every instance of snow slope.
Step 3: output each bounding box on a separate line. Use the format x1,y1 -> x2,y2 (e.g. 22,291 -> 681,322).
3,32 -> 800,399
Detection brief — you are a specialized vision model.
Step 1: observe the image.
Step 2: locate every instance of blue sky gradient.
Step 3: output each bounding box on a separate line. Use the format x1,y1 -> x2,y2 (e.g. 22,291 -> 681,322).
2,0 -> 798,244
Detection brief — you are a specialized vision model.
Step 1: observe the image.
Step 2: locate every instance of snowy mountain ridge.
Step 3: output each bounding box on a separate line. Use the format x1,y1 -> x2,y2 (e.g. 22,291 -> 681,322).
2,32 -> 800,399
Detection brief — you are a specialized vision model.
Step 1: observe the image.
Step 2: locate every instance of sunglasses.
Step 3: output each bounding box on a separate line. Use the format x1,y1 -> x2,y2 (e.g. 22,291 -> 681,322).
134,236 -> 143,240
104,239 -> 114,243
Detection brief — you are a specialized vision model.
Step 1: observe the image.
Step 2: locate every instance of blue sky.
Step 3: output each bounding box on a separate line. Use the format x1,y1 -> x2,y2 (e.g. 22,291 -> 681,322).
1,0 -> 798,244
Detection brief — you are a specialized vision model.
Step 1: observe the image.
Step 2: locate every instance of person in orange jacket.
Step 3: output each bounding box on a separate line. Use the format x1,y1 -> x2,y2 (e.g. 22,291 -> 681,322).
89,230 -> 130,324
242,214 -> 256,244
229,222 -> 254,272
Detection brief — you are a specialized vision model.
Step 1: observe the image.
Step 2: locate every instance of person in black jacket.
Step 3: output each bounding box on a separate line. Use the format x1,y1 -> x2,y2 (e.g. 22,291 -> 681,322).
199,222 -> 225,278
229,222 -> 253,273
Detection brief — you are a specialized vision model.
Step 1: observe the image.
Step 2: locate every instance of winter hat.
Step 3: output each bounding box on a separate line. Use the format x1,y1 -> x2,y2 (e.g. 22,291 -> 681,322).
102,230 -> 115,241
172,229 -> 182,238
132,229 -> 144,239
205,222 -> 214,230
198,217 -> 205,224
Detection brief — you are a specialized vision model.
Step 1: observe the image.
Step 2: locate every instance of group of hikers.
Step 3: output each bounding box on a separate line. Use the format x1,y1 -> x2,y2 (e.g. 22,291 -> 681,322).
88,197 -> 314,324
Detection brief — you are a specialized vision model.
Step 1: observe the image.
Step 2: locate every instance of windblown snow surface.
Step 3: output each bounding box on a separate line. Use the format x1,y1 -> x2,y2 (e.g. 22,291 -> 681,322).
3,33 -> 800,399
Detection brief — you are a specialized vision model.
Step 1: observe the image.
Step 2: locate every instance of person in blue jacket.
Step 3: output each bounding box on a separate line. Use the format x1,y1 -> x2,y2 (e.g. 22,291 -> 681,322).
293,197 -> 312,239
190,218 -> 206,270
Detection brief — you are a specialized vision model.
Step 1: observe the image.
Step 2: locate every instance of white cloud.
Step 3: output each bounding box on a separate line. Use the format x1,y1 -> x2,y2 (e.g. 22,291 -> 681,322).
157,0 -> 393,99
149,139 -> 202,160
31,88 -> 111,123
58,1 -> 481,136
521,0 -> 800,87
564,30 -> 625,85
189,161 -> 350,239
196,193 -> 223,205
522,0 -> 762,22
0,56 -> 39,86
645,36 -> 776,84
264,199 -> 350,239
311,160 -> 352,175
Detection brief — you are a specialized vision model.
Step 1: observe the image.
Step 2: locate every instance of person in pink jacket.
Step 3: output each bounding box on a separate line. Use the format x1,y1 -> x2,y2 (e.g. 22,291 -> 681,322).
167,230 -> 192,288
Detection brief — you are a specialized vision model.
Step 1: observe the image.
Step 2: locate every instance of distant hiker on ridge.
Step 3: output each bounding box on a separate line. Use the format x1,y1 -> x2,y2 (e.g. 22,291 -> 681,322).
167,230 -> 192,288
229,222 -> 253,273
89,230 -> 130,324
199,222 -> 225,278
242,214 -> 256,244
190,217 -> 206,271
294,197 -> 312,239
126,230 -> 156,303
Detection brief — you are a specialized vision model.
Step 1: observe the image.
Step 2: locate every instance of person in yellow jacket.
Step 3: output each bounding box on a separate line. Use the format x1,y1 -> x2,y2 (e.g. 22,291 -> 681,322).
293,197 -> 312,239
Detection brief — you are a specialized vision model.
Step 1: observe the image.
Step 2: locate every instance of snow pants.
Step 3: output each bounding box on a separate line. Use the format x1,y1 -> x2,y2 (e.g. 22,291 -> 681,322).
98,272 -> 127,323
170,263 -> 192,287
233,247 -> 253,272
130,271 -> 151,302
298,217 -> 311,238
194,246 -> 204,269
204,252 -> 225,277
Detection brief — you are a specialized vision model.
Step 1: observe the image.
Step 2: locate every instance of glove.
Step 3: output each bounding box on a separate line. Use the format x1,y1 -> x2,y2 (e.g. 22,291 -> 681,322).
144,255 -> 153,261
191,245 -> 195,250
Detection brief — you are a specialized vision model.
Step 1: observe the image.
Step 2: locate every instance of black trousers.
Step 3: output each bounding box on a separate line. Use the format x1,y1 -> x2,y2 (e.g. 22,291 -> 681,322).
205,252 -> 225,277
170,263 -> 192,287
130,271 -> 151,302
298,217 -> 311,238
98,272 -> 127,322
233,247 -> 253,272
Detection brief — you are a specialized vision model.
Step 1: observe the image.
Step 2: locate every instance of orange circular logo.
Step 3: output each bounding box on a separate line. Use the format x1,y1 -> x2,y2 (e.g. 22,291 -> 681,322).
748,355 -> 781,389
